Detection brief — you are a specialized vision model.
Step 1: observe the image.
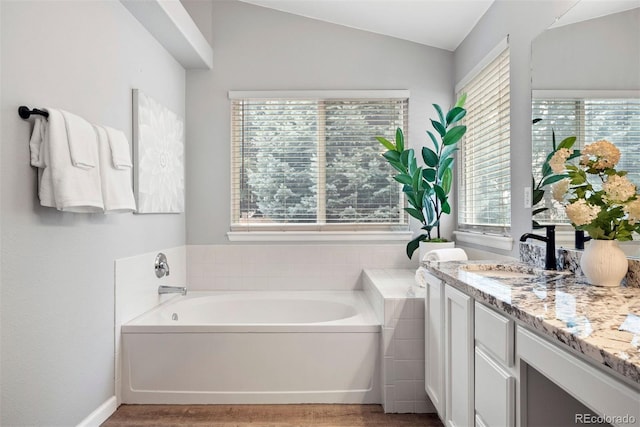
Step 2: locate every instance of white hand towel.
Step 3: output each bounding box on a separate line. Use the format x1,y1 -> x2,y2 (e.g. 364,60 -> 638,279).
95,125 -> 137,213
29,116 -> 47,168
43,108 -> 104,213
103,125 -> 133,169
423,248 -> 468,262
415,267 -> 428,288
60,110 -> 97,170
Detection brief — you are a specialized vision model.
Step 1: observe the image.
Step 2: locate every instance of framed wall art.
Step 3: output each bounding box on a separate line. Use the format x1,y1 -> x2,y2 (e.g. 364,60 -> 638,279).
132,89 -> 185,213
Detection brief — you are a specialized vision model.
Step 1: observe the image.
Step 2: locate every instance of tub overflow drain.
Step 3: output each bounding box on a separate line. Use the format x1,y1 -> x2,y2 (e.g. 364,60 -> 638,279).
171,313 -> 178,321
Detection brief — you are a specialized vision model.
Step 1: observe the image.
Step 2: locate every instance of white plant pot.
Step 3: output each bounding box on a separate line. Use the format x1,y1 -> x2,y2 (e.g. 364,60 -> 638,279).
579,239 -> 628,287
418,241 -> 455,263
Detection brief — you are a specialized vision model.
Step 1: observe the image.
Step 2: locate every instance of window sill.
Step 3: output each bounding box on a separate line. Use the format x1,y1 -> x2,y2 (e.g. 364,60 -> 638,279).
227,230 -> 413,242
453,230 -> 513,251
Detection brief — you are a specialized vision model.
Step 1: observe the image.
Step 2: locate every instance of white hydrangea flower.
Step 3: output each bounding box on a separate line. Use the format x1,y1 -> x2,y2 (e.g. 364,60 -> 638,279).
565,199 -> 600,226
549,148 -> 571,174
580,139 -> 620,170
603,174 -> 636,203
624,199 -> 640,225
552,178 -> 570,202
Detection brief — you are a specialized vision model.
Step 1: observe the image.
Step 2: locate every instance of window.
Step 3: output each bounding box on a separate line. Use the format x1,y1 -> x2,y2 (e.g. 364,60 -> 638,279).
532,94 -> 640,223
229,90 -> 409,232
457,40 -> 511,234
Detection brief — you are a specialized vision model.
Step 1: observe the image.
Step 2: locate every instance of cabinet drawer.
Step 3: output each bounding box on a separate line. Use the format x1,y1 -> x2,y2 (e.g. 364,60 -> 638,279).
474,302 -> 514,366
475,347 -> 515,427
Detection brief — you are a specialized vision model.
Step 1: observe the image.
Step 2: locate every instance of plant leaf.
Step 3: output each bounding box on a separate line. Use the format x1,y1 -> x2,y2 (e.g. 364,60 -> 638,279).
443,125 -> 467,146
441,168 -> 453,194
395,128 -> 404,152
433,104 -> 445,125
557,136 -> 577,150
383,150 -> 401,163
431,119 -> 446,137
406,234 -> 428,259
541,174 -> 567,187
426,130 -> 439,151
532,189 -> 545,205
446,107 -> 466,126
422,168 -> 436,182
440,145 -> 458,162
532,207 -> 548,216
532,118 -> 542,125
375,136 -> 395,151
400,150 -> 410,168
423,195 -> 436,225
434,185 -> 447,203
422,147 -> 438,167
404,207 -> 424,222
441,200 -> 451,215
438,158 -> 454,180
393,174 -> 413,185
455,93 -> 467,108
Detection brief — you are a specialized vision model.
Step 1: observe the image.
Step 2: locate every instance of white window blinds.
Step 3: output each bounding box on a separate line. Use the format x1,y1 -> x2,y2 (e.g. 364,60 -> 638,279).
230,91 -> 409,231
457,44 -> 511,233
532,96 -> 640,223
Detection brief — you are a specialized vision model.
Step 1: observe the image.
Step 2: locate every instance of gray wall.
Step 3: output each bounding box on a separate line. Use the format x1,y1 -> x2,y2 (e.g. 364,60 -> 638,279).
453,0 -> 576,256
532,8 -> 640,90
183,0 -> 454,244
0,1 -> 185,425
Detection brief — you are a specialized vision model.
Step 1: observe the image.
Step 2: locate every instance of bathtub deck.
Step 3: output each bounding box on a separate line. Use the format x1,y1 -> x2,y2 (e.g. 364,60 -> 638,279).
102,404 -> 443,426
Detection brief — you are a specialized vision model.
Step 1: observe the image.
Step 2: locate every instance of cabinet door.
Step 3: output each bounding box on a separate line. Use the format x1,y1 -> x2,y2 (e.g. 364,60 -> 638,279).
444,284 -> 474,427
475,347 -> 515,427
424,272 -> 445,417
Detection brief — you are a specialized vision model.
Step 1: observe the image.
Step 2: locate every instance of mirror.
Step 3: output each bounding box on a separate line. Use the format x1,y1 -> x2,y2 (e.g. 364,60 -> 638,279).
530,3 -> 640,255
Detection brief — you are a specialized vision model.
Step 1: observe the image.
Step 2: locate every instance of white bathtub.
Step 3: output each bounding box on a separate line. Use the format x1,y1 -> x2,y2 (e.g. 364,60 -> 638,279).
121,291 -> 381,404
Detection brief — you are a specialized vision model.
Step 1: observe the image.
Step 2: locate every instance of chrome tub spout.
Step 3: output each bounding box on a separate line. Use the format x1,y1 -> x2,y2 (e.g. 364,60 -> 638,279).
158,285 -> 187,296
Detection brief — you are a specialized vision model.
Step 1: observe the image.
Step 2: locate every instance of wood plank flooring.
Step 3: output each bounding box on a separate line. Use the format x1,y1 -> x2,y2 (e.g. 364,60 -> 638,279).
102,404 -> 443,427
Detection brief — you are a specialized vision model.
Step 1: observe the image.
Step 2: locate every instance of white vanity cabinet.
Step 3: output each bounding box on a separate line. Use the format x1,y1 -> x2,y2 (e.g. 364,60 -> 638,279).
424,272 -> 475,427
444,284 -> 474,427
424,272 -> 445,416
474,302 -> 516,427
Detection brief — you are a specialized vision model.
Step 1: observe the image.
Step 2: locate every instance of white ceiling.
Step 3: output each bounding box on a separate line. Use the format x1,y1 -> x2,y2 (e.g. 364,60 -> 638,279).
550,0 -> 640,28
238,0 -> 640,51
238,0 -> 495,51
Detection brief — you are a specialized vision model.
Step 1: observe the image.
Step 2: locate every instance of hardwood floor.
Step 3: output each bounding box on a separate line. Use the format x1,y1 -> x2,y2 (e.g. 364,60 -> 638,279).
102,404 -> 443,427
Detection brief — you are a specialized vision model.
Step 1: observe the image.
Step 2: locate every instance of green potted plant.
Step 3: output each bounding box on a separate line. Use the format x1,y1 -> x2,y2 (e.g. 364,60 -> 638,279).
377,94 -> 467,259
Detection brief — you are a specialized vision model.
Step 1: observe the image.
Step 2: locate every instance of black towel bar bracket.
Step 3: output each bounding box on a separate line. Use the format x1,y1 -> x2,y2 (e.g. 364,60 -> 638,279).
18,106 -> 49,119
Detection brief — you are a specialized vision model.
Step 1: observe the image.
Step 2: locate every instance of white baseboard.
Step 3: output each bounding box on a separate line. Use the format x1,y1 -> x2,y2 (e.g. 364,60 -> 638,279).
76,396 -> 117,427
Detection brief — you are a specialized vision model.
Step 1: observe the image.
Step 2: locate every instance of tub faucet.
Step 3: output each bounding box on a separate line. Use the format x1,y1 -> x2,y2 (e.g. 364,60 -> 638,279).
520,225 -> 556,270
158,285 -> 187,296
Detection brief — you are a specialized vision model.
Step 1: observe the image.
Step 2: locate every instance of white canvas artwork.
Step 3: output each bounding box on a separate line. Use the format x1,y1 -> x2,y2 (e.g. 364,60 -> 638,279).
133,89 -> 185,213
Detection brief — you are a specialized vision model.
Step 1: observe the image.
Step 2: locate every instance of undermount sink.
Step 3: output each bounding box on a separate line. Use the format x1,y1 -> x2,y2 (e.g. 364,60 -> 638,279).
460,264 -> 568,281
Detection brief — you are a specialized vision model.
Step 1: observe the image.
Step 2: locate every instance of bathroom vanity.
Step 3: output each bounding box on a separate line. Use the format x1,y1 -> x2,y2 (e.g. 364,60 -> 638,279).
422,261 -> 640,427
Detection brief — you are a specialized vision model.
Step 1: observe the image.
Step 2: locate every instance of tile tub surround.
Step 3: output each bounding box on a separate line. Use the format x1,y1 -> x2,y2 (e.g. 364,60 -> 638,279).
519,241 -> 640,288
187,244 -> 416,291
363,269 -> 434,414
423,260 -> 640,386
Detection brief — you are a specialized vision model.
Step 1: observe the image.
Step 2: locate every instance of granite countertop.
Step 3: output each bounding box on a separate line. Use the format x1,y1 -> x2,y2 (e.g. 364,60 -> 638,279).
424,260 -> 640,387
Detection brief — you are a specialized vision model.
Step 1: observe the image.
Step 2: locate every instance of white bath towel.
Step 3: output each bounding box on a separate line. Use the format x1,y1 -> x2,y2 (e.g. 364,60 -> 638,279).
95,125 -> 137,213
423,248 -> 468,262
103,126 -> 133,169
29,116 -> 47,168
60,110 -> 97,170
39,108 -> 104,213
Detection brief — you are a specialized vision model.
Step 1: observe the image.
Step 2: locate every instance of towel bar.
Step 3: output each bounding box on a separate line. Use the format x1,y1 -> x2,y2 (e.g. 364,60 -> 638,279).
18,106 -> 49,119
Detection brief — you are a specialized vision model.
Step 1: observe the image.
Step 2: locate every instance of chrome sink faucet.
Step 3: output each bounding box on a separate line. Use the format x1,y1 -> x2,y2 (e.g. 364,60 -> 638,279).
158,285 -> 187,296
520,225 -> 556,270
